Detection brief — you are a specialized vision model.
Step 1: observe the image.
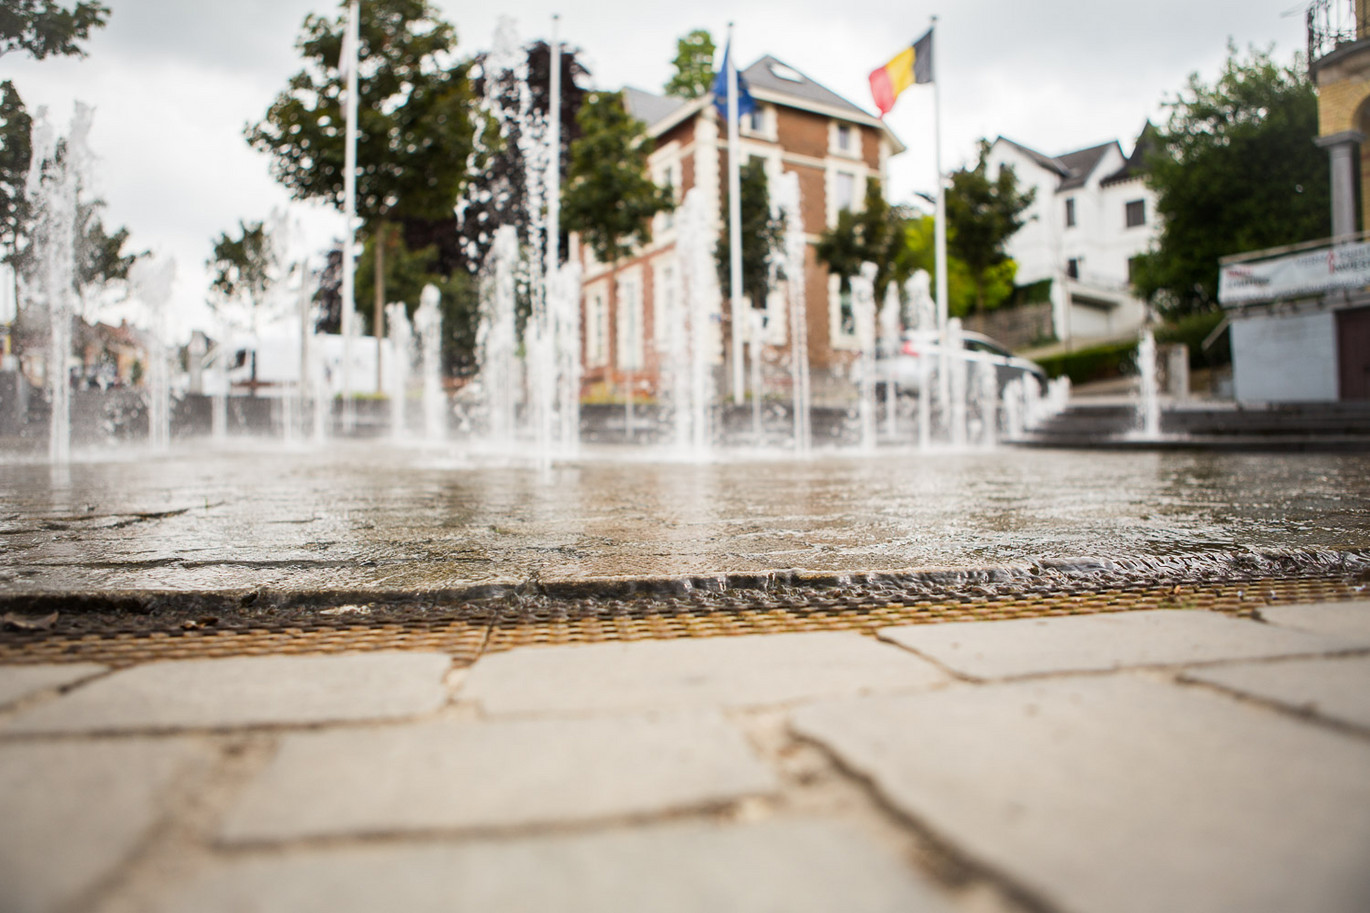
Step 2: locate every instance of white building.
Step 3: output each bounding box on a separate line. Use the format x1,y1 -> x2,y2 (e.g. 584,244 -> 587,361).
985,127 -> 1158,345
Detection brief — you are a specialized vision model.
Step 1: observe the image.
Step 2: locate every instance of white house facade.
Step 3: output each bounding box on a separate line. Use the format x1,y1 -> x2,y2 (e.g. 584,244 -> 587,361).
985,127 -> 1158,345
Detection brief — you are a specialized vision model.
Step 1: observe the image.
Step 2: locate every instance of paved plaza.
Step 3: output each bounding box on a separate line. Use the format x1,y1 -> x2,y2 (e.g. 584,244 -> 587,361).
2,601 -> 1368,913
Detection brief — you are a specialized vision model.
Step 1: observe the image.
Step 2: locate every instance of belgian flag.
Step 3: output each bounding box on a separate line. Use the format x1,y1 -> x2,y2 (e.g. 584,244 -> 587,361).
869,28 -> 933,117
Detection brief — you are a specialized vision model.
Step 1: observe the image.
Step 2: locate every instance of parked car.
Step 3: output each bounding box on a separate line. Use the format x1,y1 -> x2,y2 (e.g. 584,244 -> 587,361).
876,329 -> 1047,395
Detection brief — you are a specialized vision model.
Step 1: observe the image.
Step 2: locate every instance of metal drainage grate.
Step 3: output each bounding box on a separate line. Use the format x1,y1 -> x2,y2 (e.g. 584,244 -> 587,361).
0,574 -> 1361,668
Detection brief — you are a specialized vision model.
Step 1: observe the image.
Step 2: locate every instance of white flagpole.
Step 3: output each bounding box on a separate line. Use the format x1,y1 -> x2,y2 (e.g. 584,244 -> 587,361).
340,0 -> 360,431
726,23 -> 745,404
930,16 -> 948,332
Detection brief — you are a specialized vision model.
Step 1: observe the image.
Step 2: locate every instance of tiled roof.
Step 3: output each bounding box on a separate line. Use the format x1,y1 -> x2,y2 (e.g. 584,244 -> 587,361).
739,55 -> 871,120
621,87 -> 690,130
1100,122 -> 1157,187
997,137 -> 1125,191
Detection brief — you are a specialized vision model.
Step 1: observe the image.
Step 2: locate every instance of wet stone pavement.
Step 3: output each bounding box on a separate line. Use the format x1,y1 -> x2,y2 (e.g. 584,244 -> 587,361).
2,442 -> 1370,911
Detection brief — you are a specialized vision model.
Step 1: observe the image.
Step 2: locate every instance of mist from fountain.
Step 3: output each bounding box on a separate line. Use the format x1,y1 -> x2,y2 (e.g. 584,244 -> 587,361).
1135,328 -> 1161,439
386,301 -> 412,441
414,284 -> 446,442
127,257 -> 176,450
26,105 -> 93,464
773,172 -> 810,455
851,263 -> 878,452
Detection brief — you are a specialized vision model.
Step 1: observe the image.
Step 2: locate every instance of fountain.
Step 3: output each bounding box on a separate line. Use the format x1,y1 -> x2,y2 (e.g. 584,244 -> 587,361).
386,301 -> 412,440
850,263 -> 878,453
126,257 -> 177,451
773,173 -> 810,454
1135,328 -> 1161,439
414,284 -> 446,442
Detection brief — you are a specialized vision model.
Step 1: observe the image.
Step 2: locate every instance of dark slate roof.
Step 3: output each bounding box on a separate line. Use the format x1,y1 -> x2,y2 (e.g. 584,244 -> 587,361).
997,136 -> 1123,191
739,55 -> 872,120
1056,142 -> 1121,190
1100,122 -> 1157,187
622,87 -> 691,130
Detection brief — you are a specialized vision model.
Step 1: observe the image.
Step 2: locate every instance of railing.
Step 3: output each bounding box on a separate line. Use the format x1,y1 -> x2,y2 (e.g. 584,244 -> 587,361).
1308,0 -> 1370,65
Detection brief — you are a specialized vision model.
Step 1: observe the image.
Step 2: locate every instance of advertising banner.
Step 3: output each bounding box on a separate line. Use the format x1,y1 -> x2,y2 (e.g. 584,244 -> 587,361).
1218,241 -> 1370,305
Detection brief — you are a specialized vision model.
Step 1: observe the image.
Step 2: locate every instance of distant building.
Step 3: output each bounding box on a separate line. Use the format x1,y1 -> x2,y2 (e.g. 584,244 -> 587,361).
575,56 -> 904,403
985,128 -> 1158,346
1216,0 -> 1370,402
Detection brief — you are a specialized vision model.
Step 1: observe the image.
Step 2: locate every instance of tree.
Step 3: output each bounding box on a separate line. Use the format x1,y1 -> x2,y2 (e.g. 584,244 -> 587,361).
944,140 -> 1034,314
815,178 -> 918,301
456,39 -> 589,274
562,91 -> 673,264
1132,44 -> 1328,317
245,0 -> 475,330
664,29 -> 715,100
0,0 -> 109,61
717,159 -> 785,308
208,220 -> 276,327
0,81 -> 32,274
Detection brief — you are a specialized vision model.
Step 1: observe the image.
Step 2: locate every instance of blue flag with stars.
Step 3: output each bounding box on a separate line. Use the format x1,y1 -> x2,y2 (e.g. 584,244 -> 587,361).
712,39 -> 756,122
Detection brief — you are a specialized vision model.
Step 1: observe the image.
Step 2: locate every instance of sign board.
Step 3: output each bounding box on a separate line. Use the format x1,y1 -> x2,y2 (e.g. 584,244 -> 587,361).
1218,241 -> 1370,305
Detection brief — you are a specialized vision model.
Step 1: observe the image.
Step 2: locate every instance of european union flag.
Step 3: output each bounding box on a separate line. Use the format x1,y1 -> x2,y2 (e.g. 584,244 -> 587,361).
712,40 -> 756,122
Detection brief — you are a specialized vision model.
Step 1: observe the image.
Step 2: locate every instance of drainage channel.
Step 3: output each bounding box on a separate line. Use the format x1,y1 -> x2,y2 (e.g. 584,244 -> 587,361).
1,573 -> 1362,668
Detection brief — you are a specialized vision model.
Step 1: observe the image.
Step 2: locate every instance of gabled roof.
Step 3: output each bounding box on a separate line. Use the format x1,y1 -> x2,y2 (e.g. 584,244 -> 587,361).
622,87 -> 690,130
741,55 -> 869,119
1100,122 -> 1157,187
995,136 -> 1123,192
619,56 -> 904,155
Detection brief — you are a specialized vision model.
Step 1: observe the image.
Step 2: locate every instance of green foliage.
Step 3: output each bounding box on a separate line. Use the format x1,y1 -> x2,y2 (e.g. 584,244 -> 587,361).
945,140 -> 1034,314
354,229 -> 479,374
716,159 -> 784,306
1132,44 -> 1328,317
209,220 -> 275,310
664,29 -> 715,100
815,179 -> 918,300
1155,308 -> 1231,368
0,81 -> 32,265
899,213 -> 1015,318
245,0 -> 474,226
0,0 -> 108,60
1034,339 -> 1138,385
562,91 -> 673,264
76,206 -> 138,288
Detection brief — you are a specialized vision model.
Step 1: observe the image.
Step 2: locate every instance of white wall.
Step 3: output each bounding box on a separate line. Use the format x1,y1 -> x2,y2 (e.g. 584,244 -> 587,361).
1231,309 -> 1338,403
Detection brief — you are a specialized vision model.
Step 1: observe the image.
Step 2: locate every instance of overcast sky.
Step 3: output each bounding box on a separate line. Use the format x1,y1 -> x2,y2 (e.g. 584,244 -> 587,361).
4,0 -> 1307,337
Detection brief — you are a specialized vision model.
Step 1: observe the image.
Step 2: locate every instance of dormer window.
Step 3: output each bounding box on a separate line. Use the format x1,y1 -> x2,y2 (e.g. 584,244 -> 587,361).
768,62 -> 803,82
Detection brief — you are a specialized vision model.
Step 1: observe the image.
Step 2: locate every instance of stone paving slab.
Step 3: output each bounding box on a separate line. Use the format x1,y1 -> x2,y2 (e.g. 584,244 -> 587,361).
792,674 -> 1370,913
877,608 -> 1359,679
1183,654 -> 1370,731
0,662 -> 106,709
221,712 -> 777,842
168,818 -> 954,913
1260,600 -> 1370,639
0,652 -> 452,734
460,631 -> 947,715
0,738 -> 205,913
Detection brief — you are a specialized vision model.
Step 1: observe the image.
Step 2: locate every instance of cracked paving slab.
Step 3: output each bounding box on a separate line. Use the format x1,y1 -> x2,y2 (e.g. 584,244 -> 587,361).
220,713 -> 778,842
163,818 -> 956,913
792,674 -> 1370,913
0,652 -> 453,734
876,608 -> 1364,680
459,631 -> 949,715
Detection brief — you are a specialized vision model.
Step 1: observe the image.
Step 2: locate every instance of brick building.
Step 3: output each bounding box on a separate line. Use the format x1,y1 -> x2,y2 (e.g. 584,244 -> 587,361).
575,56 -> 904,402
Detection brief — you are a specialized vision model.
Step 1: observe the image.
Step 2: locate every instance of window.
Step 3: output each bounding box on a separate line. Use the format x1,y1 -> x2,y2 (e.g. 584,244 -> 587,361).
836,124 -> 852,152
1064,198 -> 1076,228
835,172 -> 856,212
1127,256 -> 1141,285
746,108 -> 765,133
1066,258 -> 1080,279
585,288 -> 609,368
616,274 -> 644,370
1125,199 -> 1146,228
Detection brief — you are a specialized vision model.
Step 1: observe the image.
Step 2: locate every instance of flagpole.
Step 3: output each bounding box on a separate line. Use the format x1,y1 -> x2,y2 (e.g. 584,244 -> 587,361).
930,15 -> 948,332
340,0 -> 360,431
726,22 -> 745,405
